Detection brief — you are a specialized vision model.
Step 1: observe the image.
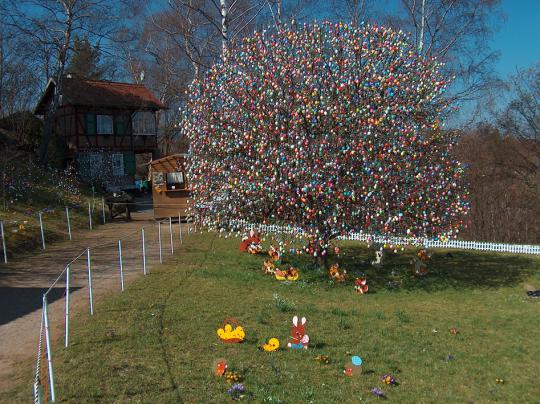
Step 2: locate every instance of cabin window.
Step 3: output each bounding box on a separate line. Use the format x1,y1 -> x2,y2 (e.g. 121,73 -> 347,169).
97,115 -> 113,135
85,113 -> 96,135
112,153 -> 124,176
166,172 -> 186,190
132,111 -> 155,135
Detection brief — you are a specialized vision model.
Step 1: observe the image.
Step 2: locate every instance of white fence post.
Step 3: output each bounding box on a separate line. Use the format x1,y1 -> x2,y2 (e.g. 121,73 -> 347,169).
65,207 -> 72,241
142,228 -> 147,275
101,197 -> 106,224
42,296 -> 56,402
169,217 -> 174,255
65,265 -> 70,348
88,202 -> 93,230
1,221 -> 7,263
39,212 -> 46,250
158,221 -> 163,264
118,240 -> 125,292
86,248 -> 94,315
178,213 -> 183,245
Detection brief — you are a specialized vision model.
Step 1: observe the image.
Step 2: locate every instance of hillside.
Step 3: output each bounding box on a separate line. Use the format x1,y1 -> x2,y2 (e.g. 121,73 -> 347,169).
0,131 -> 104,258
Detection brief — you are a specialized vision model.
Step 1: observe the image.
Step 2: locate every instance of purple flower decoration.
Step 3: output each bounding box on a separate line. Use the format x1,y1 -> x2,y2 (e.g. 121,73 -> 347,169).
372,387 -> 386,398
380,374 -> 396,385
227,383 -> 245,400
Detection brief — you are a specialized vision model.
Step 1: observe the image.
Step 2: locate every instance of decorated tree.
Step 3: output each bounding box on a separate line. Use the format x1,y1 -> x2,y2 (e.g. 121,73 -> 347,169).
183,21 -> 468,264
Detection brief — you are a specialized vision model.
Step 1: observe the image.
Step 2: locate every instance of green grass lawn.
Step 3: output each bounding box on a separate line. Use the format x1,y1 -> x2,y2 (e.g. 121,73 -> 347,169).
24,233 -> 540,403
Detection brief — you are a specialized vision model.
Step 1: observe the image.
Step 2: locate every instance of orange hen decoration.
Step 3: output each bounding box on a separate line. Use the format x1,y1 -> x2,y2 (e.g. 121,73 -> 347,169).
328,263 -> 347,283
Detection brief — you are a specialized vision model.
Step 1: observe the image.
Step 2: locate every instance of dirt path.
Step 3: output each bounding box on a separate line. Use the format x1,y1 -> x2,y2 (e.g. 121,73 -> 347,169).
0,210 -> 187,395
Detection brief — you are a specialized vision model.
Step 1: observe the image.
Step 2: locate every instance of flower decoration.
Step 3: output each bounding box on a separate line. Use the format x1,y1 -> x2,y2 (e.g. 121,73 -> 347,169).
224,370 -> 242,383
380,374 -> 396,385
371,387 -> 386,398
227,383 -> 245,400
314,355 -> 330,364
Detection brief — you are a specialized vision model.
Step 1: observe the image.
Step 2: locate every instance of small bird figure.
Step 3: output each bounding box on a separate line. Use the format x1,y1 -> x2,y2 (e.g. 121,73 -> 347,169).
259,337 -> 280,352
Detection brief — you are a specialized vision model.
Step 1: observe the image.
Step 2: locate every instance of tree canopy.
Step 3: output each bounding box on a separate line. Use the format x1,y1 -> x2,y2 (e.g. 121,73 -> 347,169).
66,37 -> 105,80
184,22 -> 469,257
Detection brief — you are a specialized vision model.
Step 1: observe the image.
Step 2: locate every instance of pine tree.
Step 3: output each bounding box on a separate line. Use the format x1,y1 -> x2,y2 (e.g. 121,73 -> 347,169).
66,37 -> 104,79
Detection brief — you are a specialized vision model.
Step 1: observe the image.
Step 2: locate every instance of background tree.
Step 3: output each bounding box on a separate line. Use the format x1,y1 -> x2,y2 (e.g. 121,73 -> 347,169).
184,22 -> 469,264
66,36 -> 105,79
498,63 -> 540,140
1,0 -> 127,165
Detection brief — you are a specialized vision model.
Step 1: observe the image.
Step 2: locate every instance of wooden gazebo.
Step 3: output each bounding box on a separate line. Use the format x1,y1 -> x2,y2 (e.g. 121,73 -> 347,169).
149,154 -> 191,218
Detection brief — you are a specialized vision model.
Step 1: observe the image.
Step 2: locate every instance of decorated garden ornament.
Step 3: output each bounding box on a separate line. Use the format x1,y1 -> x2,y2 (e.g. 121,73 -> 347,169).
328,263 -> 347,283
263,260 -> 276,275
213,358 -> 228,376
259,337 -> 280,352
239,230 -> 262,253
287,316 -> 309,349
217,318 -> 245,343
355,277 -> 369,294
268,245 -> 281,261
344,355 -> 363,376
371,248 -> 384,268
275,267 -> 299,281
411,248 -> 431,276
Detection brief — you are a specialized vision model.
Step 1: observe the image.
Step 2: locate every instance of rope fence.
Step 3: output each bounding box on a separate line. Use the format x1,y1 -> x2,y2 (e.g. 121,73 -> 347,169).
32,215 -> 194,403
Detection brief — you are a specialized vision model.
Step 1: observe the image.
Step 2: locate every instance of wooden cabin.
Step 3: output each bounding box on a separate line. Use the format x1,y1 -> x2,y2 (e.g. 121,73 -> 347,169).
34,75 -> 165,191
150,154 -> 191,218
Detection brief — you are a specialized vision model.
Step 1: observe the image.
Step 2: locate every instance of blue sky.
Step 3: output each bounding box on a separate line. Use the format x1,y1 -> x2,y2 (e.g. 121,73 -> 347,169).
493,0 -> 540,78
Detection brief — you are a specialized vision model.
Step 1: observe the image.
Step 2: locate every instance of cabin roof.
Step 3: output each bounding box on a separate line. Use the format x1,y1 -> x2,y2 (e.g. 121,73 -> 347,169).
149,154 -> 188,173
35,76 -> 166,114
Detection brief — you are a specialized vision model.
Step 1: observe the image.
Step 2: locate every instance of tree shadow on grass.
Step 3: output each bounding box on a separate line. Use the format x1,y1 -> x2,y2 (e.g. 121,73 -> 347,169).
284,245 -> 538,293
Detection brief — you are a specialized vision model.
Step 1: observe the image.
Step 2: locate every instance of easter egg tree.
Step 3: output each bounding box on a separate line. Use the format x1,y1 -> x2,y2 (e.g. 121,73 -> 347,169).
183,21 -> 468,265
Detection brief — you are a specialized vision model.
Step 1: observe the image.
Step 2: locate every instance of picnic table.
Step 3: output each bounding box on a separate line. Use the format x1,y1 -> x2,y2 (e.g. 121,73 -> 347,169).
105,192 -> 134,221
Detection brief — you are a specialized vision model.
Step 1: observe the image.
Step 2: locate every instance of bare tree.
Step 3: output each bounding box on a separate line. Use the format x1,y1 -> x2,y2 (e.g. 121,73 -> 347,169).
381,0 -> 503,123
498,63 -> 540,140
1,0 -> 128,164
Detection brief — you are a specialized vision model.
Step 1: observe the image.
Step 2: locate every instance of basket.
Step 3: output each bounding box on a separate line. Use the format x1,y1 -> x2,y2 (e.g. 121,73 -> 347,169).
218,317 -> 244,343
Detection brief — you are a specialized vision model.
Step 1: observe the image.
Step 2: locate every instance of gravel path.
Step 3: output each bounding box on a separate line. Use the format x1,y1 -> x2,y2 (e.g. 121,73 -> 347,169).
0,209 -> 186,395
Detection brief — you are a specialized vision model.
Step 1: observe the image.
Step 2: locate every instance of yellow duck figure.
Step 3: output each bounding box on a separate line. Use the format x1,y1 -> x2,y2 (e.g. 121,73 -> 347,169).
259,338 -> 280,352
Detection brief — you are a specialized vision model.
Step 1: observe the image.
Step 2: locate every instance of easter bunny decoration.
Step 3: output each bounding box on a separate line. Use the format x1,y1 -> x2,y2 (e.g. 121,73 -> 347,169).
287,316 -> 309,349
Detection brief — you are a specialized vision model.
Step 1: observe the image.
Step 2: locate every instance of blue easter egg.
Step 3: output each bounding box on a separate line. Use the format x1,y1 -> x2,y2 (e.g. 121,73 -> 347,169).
351,356 -> 363,366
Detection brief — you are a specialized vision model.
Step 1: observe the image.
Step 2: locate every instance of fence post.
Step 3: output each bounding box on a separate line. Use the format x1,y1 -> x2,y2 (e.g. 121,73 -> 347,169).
101,197 -> 106,225
1,221 -> 6,263
65,207 -> 72,241
169,217 -> 174,255
88,202 -> 93,230
178,213 -> 183,245
42,296 -> 56,402
142,228 -> 147,275
65,265 -> 70,348
39,212 -> 46,250
86,248 -> 94,315
118,240 -> 125,292
158,221 -> 163,264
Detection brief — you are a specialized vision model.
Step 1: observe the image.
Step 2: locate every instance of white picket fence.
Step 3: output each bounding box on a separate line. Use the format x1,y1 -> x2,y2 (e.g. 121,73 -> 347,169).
229,220 -> 540,255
